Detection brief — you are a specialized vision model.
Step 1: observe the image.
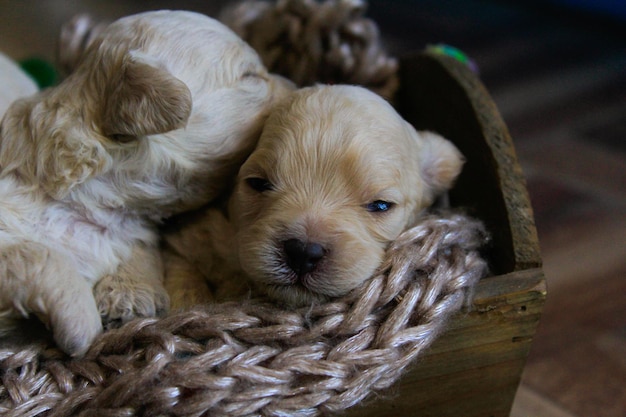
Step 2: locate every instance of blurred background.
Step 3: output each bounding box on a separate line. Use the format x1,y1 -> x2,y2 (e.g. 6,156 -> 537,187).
0,1 -> 624,416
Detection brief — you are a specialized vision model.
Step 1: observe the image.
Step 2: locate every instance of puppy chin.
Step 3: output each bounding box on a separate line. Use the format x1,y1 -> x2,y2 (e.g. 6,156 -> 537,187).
239,234 -> 382,308
239,253 -> 333,307
252,268 -> 353,308
259,282 -> 330,307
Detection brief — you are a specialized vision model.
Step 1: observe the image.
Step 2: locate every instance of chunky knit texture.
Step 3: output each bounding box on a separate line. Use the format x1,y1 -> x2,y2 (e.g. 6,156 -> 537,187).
0,212 -> 488,416
220,0 -> 399,100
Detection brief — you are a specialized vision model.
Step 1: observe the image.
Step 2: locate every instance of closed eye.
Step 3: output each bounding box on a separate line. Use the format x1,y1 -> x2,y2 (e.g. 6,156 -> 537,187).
241,71 -> 267,81
365,200 -> 395,213
109,133 -> 136,143
245,177 -> 274,192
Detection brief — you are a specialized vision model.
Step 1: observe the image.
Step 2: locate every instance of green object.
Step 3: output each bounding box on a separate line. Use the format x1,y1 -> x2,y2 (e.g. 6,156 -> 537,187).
19,57 -> 59,89
426,44 -> 479,74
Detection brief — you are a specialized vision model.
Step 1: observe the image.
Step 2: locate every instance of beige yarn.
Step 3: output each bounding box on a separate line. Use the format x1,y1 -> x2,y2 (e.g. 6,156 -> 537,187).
0,212 -> 488,416
220,0 -> 399,100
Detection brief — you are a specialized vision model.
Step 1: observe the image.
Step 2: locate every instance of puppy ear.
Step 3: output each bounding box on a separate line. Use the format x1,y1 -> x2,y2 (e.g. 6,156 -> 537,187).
413,128 -> 465,201
101,53 -> 192,138
38,125 -> 112,200
0,97 -> 110,200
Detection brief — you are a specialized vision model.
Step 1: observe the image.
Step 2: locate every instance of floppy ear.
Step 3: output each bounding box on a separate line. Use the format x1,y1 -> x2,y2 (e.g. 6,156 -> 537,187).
101,53 -> 192,138
37,124 -> 112,200
0,96 -> 112,200
413,128 -> 465,202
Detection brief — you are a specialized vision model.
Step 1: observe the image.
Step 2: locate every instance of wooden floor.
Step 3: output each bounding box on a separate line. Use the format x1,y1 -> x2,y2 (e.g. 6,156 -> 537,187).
0,1 -> 624,416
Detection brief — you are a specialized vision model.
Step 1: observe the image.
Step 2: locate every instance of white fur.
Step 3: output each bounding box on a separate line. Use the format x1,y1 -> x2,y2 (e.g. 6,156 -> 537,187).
0,10 -> 291,356
0,52 -> 38,117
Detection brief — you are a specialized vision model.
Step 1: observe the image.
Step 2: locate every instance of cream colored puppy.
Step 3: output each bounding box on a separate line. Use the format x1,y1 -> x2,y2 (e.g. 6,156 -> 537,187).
166,84 -> 464,307
0,10 -> 290,356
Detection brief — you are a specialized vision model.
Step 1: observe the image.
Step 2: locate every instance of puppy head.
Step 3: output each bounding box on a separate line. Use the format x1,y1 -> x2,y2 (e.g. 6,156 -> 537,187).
0,11 -> 292,216
0,52 -> 190,200
87,10 -> 294,215
230,85 -> 463,306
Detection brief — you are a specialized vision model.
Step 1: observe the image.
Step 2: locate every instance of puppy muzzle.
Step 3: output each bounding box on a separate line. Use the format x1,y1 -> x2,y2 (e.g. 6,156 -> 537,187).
282,238 -> 326,277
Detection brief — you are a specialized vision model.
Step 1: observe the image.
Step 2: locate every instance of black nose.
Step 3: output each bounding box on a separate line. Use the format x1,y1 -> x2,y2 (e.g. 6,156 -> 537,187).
283,238 -> 326,276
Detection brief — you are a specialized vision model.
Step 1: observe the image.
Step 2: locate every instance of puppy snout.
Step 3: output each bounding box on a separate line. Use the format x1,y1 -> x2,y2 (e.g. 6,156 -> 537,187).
283,238 -> 326,276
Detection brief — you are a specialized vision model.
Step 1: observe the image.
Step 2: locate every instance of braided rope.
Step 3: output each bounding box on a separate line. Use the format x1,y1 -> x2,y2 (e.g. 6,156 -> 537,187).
1,213 -> 488,416
220,0 -> 399,101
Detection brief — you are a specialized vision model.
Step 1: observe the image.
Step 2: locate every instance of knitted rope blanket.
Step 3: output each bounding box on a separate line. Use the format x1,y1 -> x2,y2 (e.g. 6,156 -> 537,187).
220,0 -> 399,100
0,213 -> 488,416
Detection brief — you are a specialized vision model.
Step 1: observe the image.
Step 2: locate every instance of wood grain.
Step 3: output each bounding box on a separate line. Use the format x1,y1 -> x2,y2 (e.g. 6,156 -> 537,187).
348,269 -> 546,417
346,53 -> 546,416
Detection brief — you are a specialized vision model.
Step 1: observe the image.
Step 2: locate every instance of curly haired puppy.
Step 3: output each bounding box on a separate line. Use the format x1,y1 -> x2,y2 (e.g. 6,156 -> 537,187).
0,10 -> 291,356
165,85 -> 463,307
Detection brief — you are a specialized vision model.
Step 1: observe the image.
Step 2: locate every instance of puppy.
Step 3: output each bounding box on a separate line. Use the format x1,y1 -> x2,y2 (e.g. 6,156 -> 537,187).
0,10 -> 290,356
165,84 -> 464,308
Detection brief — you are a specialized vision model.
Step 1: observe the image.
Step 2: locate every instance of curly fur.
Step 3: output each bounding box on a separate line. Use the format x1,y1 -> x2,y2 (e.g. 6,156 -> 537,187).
0,10 -> 292,356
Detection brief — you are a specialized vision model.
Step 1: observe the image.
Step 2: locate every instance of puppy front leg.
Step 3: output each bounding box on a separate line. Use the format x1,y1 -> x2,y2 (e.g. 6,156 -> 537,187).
162,248 -> 215,310
162,207 -> 248,307
93,243 -> 169,329
0,242 -> 102,357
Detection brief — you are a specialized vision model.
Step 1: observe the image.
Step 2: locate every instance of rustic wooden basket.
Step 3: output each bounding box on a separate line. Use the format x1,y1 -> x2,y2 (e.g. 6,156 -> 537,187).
345,51 -> 546,417
0,49 -> 545,417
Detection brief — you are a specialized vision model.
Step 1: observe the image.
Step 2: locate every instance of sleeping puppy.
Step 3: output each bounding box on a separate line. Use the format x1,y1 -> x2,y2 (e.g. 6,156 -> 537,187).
165,84 -> 463,308
0,10 -> 291,356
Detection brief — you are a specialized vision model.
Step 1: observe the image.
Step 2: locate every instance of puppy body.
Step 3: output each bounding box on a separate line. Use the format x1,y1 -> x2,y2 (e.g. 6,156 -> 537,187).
0,10 -> 290,355
0,175 -> 155,352
166,85 -> 463,308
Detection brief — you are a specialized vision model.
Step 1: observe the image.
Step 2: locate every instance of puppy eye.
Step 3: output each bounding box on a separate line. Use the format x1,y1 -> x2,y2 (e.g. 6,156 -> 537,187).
109,133 -> 136,143
242,71 -> 260,78
241,71 -> 266,82
366,200 -> 395,213
245,177 -> 274,192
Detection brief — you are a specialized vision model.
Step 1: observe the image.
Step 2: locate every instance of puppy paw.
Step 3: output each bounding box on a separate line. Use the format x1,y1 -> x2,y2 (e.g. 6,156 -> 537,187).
31,284 -> 103,357
0,242 -> 103,356
48,298 -> 103,357
94,274 -> 169,329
